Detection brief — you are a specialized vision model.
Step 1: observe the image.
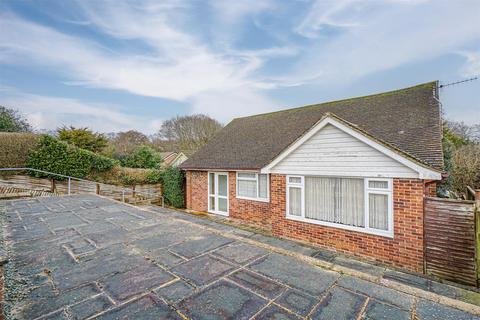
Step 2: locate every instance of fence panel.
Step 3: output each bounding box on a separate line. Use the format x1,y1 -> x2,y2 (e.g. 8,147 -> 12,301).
424,197 -> 477,286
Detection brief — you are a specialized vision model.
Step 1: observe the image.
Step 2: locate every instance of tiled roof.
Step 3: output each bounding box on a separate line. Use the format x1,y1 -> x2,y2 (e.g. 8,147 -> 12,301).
181,81 -> 443,171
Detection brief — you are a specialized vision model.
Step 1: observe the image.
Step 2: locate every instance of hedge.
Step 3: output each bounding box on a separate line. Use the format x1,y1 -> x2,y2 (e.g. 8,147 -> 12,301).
89,166 -> 162,186
26,135 -> 116,179
161,167 -> 185,208
0,132 -> 39,168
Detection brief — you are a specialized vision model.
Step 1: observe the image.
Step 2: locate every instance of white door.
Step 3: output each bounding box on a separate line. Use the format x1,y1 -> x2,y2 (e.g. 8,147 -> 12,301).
208,172 -> 229,216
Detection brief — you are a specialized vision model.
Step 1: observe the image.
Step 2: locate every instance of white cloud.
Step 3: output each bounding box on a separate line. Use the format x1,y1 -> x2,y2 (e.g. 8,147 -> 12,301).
0,88 -> 163,133
458,50 -> 480,78
1,0 -> 479,129
0,13 -> 251,101
190,86 -> 278,122
290,0 -> 480,85
208,0 -> 275,26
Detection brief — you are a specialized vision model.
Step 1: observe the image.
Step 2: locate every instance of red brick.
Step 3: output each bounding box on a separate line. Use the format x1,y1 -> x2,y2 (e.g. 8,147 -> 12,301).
186,171 -> 432,273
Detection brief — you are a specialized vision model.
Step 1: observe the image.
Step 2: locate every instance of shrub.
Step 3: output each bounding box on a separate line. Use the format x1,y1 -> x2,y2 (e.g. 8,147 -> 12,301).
58,126 -> 108,153
161,167 -> 185,208
89,166 -> 162,186
121,146 -> 162,169
449,144 -> 480,197
0,133 -> 39,168
26,135 -> 116,179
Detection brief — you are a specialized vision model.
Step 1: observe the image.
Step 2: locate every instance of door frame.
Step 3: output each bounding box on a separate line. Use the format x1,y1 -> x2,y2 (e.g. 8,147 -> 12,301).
208,172 -> 229,216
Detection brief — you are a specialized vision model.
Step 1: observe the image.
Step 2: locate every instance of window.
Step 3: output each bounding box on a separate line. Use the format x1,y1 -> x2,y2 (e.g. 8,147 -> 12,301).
237,172 -> 269,201
286,176 -> 392,237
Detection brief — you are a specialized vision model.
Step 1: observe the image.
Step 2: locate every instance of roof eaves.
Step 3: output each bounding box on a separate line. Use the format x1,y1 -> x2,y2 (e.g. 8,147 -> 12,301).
326,113 -> 443,173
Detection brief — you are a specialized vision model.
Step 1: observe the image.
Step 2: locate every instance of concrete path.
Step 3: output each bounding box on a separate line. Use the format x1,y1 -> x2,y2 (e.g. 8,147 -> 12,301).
1,195 -> 479,320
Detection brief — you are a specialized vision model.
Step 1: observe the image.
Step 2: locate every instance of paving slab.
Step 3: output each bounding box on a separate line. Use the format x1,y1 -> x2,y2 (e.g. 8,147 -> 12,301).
68,294 -> 113,319
310,286 -> 366,320
178,279 -> 268,320
416,299 -> 480,320
3,195 -> 480,320
253,304 -> 302,320
19,283 -> 101,319
155,279 -> 196,303
149,249 -> 186,268
249,253 -> 339,296
171,254 -> 238,286
100,262 -> 175,302
332,256 -> 385,277
228,269 -> 286,299
169,233 -> 235,258
363,300 -> 410,320
95,294 -> 183,320
275,288 -> 318,316
212,242 -> 268,265
338,275 -> 413,310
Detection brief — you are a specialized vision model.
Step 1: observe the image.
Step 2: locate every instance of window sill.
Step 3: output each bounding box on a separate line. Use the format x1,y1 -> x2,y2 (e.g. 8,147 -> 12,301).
285,215 -> 393,238
236,196 -> 270,203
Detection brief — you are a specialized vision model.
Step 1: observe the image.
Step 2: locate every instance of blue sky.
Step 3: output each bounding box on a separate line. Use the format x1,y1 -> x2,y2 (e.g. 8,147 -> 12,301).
0,0 -> 479,134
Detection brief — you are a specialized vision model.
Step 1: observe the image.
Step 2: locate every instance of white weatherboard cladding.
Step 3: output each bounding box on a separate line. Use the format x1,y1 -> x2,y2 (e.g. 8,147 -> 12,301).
271,124 -> 418,178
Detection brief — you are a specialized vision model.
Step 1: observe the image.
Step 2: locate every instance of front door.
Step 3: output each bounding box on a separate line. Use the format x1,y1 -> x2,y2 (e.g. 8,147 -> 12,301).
208,172 -> 229,216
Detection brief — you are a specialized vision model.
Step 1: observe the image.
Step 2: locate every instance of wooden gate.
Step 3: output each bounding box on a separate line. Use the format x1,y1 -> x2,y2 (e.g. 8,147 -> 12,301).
424,197 -> 477,286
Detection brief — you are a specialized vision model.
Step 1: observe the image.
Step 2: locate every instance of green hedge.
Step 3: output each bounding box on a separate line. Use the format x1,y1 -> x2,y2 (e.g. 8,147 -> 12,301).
121,146 -> 162,169
0,133 -> 39,168
26,135 -> 117,179
161,167 -> 185,208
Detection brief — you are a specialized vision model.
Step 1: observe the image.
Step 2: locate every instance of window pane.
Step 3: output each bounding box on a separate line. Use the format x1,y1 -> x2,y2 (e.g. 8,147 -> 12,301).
238,172 -> 256,179
259,174 -> 268,198
288,187 -> 302,216
238,179 -> 257,198
209,173 -> 215,195
369,180 -> 388,189
218,198 -> 228,212
289,177 -> 302,184
218,175 -> 227,196
305,177 -> 335,222
209,196 -> 215,211
305,177 -> 364,227
337,178 -> 365,227
369,193 -> 388,230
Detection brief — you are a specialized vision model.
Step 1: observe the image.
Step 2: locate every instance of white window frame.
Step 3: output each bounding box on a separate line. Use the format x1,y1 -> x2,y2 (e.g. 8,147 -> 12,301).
286,176 -> 305,217
236,172 -> 270,202
286,175 -> 393,238
208,172 -> 229,216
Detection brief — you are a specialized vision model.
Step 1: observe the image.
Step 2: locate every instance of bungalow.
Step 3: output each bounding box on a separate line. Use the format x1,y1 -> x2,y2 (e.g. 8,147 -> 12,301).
180,81 -> 443,272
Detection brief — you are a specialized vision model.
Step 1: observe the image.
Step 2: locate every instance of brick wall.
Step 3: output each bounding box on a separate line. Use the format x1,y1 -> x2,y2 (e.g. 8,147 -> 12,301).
185,171 -> 208,212
185,170 -> 427,272
425,181 -> 437,197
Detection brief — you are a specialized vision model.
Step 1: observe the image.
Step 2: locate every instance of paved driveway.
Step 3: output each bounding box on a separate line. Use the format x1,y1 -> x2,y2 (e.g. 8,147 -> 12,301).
1,195 -> 478,320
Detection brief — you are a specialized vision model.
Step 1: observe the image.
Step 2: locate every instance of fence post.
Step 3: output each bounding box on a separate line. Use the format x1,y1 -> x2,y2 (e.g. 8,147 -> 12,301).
122,190 -> 125,203
476,196 -> 480,287
475,190 -> 480,209
68,177 -> 71,195
96,183 -> 100,195
51,179 -> 56,193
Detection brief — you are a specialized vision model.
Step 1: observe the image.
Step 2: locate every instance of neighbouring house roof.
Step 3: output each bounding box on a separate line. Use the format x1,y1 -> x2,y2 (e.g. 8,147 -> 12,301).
161,151 -> 188,167
180,81 -> 443,171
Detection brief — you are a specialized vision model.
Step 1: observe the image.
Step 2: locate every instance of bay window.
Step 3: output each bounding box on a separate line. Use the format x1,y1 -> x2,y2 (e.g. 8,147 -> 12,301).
286,176 -> 393,237
236,172 -> 269,202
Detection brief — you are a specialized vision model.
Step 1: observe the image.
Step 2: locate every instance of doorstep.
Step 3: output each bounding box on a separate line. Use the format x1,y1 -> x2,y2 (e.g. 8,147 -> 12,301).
144,205 -> 480,310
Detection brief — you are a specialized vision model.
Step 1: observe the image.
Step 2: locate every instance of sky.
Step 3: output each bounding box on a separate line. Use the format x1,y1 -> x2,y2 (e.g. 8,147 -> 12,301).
0,0 -> 479,134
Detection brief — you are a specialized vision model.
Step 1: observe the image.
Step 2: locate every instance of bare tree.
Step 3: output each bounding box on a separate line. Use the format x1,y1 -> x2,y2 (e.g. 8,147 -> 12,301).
156,114 -> 223,154
445,120 -> 480,143
108,130 -> 150,155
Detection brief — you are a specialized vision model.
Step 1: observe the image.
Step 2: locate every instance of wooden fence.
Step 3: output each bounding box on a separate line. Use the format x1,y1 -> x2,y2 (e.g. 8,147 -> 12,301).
424,197 -> 478,286
0,174 -> 162,204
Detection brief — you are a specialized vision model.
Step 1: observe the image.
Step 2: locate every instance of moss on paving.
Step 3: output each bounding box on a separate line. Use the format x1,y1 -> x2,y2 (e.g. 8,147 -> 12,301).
0,202 -> 29,320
